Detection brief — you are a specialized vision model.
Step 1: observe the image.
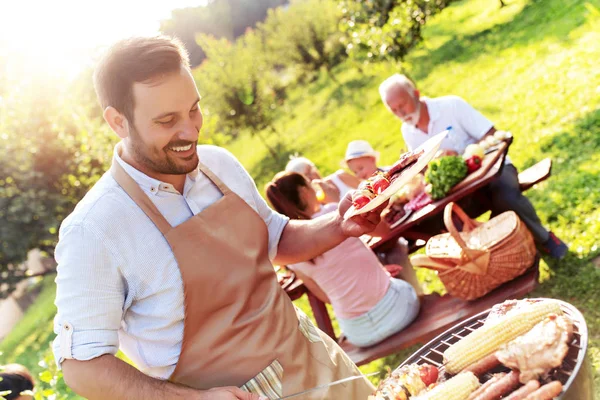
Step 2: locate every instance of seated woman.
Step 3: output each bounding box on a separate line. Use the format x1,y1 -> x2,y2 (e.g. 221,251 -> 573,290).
285,156 -> 360,204
266,171 -> 420,347
0,364 -> 35,400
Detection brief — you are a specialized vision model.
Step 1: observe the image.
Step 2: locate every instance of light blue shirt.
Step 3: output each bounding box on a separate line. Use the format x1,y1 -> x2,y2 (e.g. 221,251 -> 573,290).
52,144 -> 289,379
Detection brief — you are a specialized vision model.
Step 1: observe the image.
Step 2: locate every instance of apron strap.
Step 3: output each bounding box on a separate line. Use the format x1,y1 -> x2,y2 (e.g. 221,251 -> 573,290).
197,161 -> 232,195
111,157 -> 173,236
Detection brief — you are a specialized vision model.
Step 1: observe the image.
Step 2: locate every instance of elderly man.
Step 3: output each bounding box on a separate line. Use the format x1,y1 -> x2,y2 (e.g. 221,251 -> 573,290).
379,74 -> 568,259
285,156 -> 360,203
51,36 -> 380,400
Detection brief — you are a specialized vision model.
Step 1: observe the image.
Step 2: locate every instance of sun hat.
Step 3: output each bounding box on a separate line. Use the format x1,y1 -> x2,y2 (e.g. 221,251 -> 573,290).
344,140 -> 380,164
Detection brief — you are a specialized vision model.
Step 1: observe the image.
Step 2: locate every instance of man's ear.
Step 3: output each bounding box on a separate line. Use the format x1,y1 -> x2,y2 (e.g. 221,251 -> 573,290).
103,106 -> 130,139
414,89 -> 420,99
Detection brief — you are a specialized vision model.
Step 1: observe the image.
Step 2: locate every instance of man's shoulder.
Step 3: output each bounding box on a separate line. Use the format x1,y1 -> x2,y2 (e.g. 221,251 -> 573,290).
60,172 -> 140,234
196,144 -> 248,182
197,145 -> 240,167
429,95 -> 467,108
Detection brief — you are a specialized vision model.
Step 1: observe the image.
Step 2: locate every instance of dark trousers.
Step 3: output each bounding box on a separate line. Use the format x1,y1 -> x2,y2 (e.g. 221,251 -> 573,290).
486,164 -> 549,244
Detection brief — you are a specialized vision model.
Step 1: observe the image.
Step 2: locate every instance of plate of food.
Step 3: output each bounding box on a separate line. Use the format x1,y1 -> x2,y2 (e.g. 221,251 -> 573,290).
344,129 -> 448,219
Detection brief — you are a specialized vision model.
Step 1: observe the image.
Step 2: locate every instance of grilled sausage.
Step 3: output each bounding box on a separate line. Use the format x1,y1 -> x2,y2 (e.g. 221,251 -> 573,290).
471,370 -> 520,400
503,380 -> 541,400
464,354 -> 500,377
467,373 -> 505,400
524,381 -> 563,400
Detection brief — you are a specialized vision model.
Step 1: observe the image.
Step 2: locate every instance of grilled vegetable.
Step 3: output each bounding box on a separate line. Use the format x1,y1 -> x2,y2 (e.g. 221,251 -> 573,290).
413,372 -> 479,400
372,175 -> 390,194
418,364 -> 439,386
443,301 -> 562,374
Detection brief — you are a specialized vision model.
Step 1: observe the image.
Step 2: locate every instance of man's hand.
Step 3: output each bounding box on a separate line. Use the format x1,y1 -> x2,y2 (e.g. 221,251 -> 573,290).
337,192 -> 387,237
198,387 -> 267,400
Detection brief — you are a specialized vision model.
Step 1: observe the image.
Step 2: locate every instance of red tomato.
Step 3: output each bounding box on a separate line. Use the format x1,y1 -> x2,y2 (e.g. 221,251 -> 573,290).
352,195 -> 372,209
418,364 -> 439,386
465,155 -> 482,174
371,176 -> 390,194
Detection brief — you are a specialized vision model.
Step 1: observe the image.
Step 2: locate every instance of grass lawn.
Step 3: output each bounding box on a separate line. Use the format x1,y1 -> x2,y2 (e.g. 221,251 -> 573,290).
2,0 -> 599,398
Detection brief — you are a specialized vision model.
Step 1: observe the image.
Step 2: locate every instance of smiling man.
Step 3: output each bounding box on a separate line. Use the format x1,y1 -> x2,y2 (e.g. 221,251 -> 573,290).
52,36 -> 379,400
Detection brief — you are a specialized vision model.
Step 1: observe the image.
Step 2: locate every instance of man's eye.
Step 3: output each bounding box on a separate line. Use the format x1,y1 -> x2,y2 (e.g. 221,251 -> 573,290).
157,119 -> 174,125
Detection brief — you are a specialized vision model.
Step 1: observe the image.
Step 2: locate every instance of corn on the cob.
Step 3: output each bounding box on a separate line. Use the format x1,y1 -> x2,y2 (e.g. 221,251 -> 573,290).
443,300 -> 562,374
413,372 -> 479,400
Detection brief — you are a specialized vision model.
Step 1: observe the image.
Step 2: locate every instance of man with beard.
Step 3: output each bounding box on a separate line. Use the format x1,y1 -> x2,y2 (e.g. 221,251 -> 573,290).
52,36 -> 380,400
378,74 -> 568,259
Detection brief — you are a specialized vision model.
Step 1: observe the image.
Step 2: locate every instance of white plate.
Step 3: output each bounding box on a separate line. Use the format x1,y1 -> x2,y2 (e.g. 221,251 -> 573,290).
343,129 -> 448,219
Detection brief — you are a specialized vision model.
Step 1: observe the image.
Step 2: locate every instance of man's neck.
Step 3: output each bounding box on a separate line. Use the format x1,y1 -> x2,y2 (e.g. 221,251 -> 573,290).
416,100 -> 430,134
120,148 -> 187,194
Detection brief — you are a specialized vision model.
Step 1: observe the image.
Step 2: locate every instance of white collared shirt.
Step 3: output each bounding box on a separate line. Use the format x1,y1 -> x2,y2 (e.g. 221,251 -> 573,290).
52,144 -> 289,379
401,96 -> 512,162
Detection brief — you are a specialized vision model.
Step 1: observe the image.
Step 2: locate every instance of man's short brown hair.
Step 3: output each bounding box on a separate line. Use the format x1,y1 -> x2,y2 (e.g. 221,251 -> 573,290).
93,36 -> 190,123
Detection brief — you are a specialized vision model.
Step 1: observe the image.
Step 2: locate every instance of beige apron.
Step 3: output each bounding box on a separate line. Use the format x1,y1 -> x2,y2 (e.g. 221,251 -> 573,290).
111,157 -> 374,399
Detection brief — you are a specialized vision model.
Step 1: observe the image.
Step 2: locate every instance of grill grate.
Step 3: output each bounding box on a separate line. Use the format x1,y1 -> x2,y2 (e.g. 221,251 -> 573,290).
397,299 -> 588,398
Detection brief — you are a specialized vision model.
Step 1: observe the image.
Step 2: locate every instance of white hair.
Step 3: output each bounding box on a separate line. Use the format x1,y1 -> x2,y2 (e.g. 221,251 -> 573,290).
379,74 -> 416,104
285,156 -> 315,174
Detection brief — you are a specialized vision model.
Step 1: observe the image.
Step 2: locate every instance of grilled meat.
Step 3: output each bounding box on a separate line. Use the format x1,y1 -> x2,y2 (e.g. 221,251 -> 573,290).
387,149 -> 424,182
495,314 -> 573,384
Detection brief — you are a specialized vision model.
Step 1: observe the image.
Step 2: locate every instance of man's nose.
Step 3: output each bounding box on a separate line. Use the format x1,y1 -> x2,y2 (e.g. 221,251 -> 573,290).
179,118 -> 199,139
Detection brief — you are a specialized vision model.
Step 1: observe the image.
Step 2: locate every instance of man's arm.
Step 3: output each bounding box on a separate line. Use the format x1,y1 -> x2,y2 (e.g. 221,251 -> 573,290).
62,356 -> 262,400
274,193 -> 384,265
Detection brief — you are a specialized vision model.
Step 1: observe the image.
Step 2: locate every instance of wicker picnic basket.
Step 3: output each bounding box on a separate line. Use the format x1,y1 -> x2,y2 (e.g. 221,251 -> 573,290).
411,202 -> 537,300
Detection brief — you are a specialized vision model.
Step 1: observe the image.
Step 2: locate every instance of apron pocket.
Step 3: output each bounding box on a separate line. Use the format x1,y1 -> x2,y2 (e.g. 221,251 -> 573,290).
295,306 -> 323,344
240,359 -> 283,399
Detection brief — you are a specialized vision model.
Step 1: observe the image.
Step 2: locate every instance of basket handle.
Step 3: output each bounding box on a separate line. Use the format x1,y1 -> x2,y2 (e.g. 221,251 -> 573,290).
443,203 -> 490,274
411,254 -> 456,272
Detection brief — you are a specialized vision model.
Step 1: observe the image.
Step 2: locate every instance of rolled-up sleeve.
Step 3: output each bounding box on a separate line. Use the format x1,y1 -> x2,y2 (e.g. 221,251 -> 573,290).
52,223 -> 125,367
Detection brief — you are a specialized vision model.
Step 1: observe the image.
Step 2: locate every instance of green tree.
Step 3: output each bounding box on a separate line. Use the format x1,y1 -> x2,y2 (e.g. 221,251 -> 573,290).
161,0 -> 289,67
259,0 -> 346,81
0,78 -> 115,299
338,0 -> 455,63
195,32 -> 284,160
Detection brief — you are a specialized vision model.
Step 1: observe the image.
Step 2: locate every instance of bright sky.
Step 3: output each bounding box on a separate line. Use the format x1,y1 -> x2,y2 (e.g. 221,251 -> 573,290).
0,0 -> 206,80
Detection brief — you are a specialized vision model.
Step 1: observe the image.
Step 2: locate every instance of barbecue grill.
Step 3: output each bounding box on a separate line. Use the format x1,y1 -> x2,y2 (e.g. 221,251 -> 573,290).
397,298 -> 595,399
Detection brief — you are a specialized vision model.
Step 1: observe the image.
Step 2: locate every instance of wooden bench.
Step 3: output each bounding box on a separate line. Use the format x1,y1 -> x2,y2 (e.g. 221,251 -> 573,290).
519,158 -> 552,192
278,257 -> 540,366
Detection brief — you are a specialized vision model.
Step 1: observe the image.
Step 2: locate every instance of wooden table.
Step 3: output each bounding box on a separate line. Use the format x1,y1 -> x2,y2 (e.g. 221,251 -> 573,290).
368,140 -> 511,252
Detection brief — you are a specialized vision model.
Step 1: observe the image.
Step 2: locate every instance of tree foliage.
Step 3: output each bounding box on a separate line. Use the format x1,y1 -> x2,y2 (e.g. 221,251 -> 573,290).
0,79 -> 115,299
160,0 -> 289,67
194,0 -> 345,159
338,0 -> 455,63
259,0 -> 346,79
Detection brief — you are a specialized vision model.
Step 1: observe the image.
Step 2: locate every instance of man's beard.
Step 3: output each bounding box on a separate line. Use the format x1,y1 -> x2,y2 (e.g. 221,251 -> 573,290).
128,126 -> 199,175
403,99 -> 421,127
